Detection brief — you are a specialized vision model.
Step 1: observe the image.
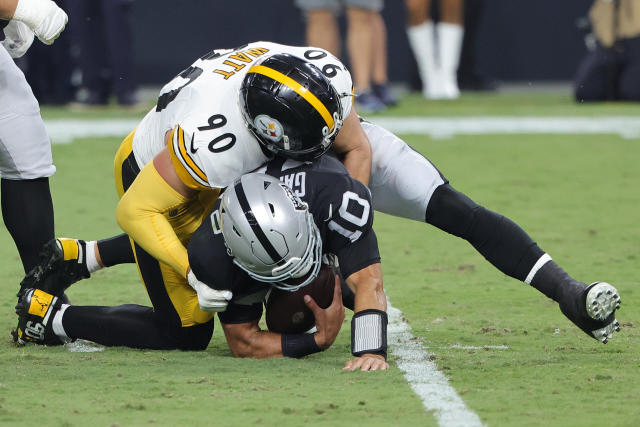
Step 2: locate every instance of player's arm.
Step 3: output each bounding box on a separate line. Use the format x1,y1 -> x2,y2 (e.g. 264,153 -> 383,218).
117,127 -> 208,276
332,108 -> 372,186
343,262 -> 389,371
221,278 -> 345,358
324,177 -> 388,370
1,0 -> 67,44
116,146 -> 196,278
117,146 -> 231,312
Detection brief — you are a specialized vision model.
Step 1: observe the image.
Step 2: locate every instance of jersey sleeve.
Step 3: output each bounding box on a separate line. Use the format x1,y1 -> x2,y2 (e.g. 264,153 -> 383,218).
319,176 -> 378,276
217,300 -> 263,324
167,125 -> 213,190
334,228 -> 381,279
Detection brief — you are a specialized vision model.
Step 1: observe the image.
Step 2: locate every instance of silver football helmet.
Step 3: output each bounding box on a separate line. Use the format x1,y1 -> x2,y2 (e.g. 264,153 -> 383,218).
219,173 -> 322,291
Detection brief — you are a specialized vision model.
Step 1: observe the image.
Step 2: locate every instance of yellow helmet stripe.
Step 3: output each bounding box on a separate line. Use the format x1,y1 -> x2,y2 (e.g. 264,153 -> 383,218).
248,64 -> 335,131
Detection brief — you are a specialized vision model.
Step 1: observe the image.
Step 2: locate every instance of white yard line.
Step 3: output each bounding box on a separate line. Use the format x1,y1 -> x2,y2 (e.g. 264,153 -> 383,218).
371,116 -> 640,139
387,303 -> 485,427
45,119 -> 140,144
44,116 -> 640,144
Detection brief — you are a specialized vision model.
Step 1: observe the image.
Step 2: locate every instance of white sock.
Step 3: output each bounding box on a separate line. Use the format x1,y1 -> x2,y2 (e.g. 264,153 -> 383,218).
85,240 -> 102,273
437,22 -> 464,99
52,303 -> 72,342
407,21 -> 444,98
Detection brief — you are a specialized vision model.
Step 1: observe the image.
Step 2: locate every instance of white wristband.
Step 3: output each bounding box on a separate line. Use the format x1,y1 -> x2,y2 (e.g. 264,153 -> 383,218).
351,309 -> 388,357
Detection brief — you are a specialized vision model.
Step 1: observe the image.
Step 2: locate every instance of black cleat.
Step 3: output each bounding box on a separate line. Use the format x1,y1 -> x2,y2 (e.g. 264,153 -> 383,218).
560,281 -> 621,343
14,288 -> 66,346
19,238 -> 91,299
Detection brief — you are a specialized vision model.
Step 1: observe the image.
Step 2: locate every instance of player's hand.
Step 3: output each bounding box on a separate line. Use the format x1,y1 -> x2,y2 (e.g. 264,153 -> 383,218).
1,20 -> 34,58
307,274 -> 345,350
187,269 -> 232,312
343,354 -> 389,371
13,0 -> 68,45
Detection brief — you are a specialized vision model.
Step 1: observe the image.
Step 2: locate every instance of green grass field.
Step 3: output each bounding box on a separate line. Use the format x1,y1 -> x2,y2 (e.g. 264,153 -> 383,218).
1,92 -> 639,426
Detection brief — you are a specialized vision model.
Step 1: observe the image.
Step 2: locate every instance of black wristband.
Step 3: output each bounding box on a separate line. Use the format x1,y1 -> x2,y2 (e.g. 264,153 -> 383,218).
282,333 -> 321,358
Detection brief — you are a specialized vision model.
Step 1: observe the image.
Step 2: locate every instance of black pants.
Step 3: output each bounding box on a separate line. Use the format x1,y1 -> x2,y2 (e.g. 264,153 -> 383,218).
66,0 -> 136,101
574,36 -> 640,102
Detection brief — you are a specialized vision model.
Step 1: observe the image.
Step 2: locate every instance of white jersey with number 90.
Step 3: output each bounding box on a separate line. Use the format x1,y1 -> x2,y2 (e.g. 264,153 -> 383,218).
131,41 -> 353,189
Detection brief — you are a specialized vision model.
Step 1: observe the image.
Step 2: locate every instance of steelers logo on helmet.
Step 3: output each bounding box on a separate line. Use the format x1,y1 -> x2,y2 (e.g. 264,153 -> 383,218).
239,53 -> 344,161
254,114 -> 284,143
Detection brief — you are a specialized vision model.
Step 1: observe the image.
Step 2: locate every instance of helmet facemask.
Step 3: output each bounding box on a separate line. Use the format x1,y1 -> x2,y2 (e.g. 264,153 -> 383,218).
220,175 -> 323,292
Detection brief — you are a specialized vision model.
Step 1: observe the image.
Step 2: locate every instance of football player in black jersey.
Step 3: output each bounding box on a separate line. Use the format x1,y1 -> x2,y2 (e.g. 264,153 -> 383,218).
188,158 -> 387,369
15,156 -> 389,370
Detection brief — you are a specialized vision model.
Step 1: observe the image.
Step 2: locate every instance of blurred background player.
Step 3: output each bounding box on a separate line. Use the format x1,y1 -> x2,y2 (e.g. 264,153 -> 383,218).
574,0 -> 640,102
66,0 -> 138,106
456,0 -> 496,91
20,0 -> 74,106
295,0 -> 397,113
0,0 -> 67,277
406,0 -> 464,99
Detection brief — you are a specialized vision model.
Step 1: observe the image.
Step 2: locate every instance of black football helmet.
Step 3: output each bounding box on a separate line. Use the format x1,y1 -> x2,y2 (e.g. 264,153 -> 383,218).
239,53 -> 344,161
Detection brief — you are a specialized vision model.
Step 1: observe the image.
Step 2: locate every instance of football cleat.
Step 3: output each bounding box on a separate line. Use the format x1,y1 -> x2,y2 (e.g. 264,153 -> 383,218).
13,288 -> 65,346
559,281 -> 621,343
585,282 -> 621,343
19,238 -> 90,298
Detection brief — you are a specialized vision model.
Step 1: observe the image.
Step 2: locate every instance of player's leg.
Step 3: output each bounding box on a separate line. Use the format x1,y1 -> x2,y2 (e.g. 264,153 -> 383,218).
1,178 -> 54,273
364,122 -> 621,342
296,0 -> 341,57
49,240 -> 215,350
370,11 -> 397,107
616,37 -> 640,101
574,47 -> 619,102
15,288 -> 215,349
346,6 -> 386,113
436,0 -> 464,99
406,0 -> 444,99
16,133 -> 216,349
100,0 -> 137,106
66,0 -> 109,104
19,234 -> 135,296
19,129 -> 140,295
425,185 -> 620,342
0,45 -> 56,275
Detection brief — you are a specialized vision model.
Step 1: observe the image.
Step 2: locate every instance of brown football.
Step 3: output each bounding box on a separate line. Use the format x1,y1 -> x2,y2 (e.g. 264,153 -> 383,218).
265,264 -> 336,334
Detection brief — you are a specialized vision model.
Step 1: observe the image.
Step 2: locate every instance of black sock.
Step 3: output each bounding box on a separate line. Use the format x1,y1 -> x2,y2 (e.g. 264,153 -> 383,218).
96,233 -> 135,266
425,184 -> 545,281
1,178 -> 54,273
529,260 -> 585,304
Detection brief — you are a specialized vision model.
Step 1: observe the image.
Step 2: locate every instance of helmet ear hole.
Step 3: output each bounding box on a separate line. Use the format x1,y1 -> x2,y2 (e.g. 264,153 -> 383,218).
232,225 -> 241,237
268,203 -> 276,216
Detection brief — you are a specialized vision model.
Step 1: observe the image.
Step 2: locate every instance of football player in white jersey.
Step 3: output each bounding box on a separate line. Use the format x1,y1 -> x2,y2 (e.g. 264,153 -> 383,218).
0,0 -> 67,279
